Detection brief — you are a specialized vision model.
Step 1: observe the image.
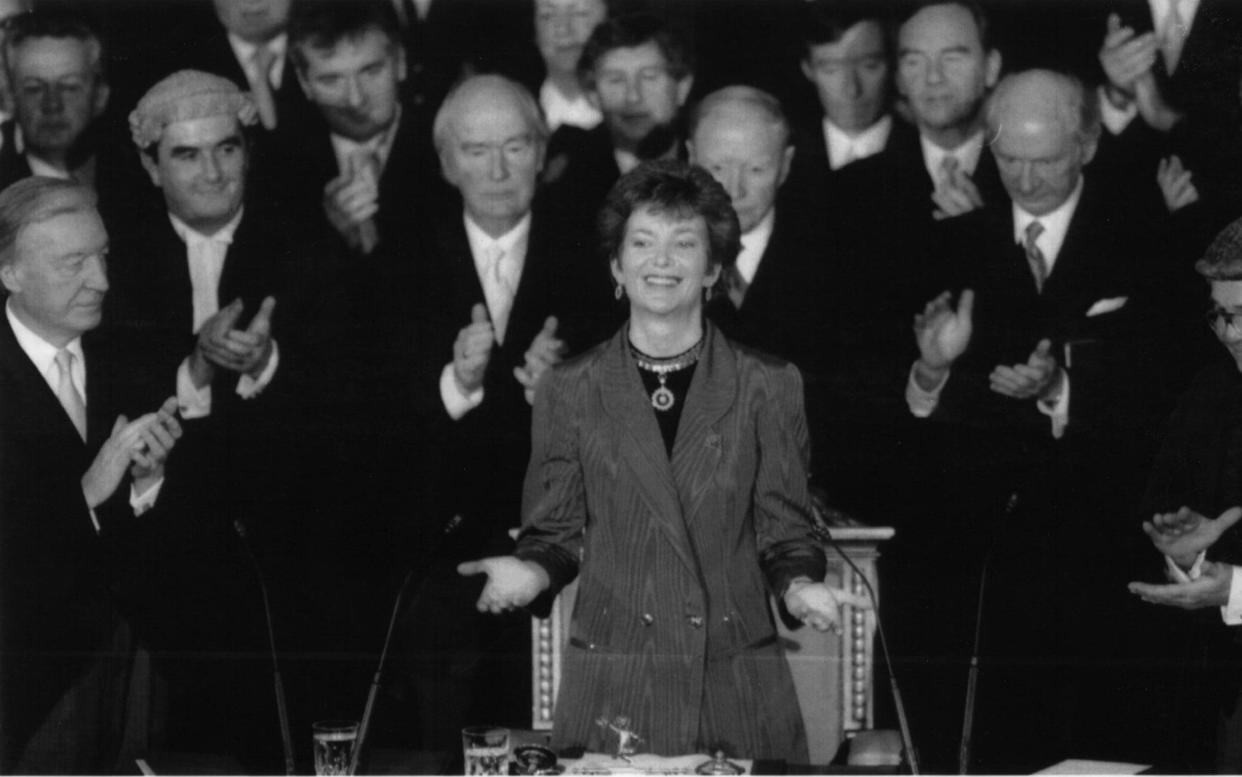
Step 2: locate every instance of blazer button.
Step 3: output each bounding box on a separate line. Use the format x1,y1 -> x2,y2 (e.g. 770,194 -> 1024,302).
688,615 -> 704,628
641,613 -> 654,625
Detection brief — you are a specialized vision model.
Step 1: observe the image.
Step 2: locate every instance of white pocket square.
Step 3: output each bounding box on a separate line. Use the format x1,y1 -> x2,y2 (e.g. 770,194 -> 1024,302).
1086,296 -> 1127,317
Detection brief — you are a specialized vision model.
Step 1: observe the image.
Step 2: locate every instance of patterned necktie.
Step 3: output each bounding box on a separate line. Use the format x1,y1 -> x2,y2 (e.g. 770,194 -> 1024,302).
939,154 -> 960,187
487,244 -> 512,344
1161,0 -> 1187,74
1024,220 -> 1047,293
348,148 -> 380,253
250,44 -> 278,130
54,349 -> 86,442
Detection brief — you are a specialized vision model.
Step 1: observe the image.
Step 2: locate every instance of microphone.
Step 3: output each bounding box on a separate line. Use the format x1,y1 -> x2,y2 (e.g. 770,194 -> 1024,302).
234,519 -> 297,777
348,514 -> 464,776
810,517 -> 920,776
957,492 -> 1019,775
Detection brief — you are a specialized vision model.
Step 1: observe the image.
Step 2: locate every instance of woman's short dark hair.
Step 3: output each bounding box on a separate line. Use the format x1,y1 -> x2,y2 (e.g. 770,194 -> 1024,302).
597,159 -> 740,279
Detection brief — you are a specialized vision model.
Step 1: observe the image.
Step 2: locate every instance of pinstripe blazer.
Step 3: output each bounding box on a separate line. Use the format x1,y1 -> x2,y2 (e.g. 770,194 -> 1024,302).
516,322 -> 826,757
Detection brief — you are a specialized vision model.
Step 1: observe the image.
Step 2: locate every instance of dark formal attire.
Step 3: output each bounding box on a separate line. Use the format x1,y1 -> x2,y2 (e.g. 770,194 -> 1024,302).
0,312 -> 165,773
514,322 -> 826,759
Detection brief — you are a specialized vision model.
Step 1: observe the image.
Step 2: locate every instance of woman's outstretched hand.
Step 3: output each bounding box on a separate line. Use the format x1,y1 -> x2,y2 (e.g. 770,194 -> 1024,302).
457,556 -> 551,614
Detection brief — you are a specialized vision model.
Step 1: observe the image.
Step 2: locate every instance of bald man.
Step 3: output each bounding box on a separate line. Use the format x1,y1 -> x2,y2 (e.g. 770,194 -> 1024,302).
902,69 -> 1174,771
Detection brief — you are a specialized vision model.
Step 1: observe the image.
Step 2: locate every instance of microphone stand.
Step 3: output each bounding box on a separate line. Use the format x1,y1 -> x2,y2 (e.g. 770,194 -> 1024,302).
957,493 -> 1019,775
811,520 -> 920,775
234,520 -> 297,776
348,515 -> 463,776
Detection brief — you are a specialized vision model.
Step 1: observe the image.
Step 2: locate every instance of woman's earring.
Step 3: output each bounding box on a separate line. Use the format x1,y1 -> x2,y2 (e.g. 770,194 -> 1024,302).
614,283 -> 624,301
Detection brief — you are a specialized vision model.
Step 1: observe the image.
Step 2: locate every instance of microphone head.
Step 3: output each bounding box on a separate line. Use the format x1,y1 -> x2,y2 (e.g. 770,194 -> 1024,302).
233,519 -> 249,540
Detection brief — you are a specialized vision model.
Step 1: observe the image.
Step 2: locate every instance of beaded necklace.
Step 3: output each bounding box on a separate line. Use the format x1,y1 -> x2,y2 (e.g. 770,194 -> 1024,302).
629,337 -> 704,412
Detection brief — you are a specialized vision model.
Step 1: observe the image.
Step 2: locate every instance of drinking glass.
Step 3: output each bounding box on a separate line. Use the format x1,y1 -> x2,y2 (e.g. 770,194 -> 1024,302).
312,720 -> 359,776
461,726 -> 510,775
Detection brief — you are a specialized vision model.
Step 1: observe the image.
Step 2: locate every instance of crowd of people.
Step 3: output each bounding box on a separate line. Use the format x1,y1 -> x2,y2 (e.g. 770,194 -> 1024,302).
5,0 -> 1242,773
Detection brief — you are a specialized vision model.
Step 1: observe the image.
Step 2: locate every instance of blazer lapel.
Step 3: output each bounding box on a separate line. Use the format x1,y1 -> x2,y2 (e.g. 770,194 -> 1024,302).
672,324 -> 734,524
599,328 -> 701,578
0,318 -> 86,450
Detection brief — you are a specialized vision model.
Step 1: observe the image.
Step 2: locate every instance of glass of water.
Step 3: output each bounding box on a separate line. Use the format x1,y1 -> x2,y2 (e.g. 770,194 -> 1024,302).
461,726 -> 510,775
312,720 -> 359,776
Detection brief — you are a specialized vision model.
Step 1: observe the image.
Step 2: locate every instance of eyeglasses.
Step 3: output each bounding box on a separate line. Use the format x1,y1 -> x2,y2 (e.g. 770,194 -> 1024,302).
1206,308 -> 1242,333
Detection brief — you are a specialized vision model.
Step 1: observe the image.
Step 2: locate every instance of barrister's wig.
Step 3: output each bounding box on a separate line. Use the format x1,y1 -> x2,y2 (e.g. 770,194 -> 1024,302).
597,159 -> 740,275
1197,216 -> 1242,281
129,70 -> 258,151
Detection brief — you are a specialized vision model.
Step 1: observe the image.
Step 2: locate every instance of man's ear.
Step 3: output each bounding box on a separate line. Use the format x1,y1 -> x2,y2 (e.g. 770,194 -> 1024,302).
394,45 -> 407,83
984,49 -> 1002,89
675,75 -> 694,107
778,144 -> 795,188
0,261 -> 20,294
139,149 -> 162,188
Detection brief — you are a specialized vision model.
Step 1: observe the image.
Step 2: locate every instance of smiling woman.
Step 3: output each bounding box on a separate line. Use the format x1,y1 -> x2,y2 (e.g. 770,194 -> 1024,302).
456,159 -> 868,759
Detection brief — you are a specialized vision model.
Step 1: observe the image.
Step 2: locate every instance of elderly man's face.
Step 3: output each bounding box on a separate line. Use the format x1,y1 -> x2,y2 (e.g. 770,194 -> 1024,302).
0,204 -> 108,346
9,36 -> 108,160
297,28 -> 404,142
591,41 -> 691,149
690,106 -> 792,234
1210,280 -> 1242,370
991,105 -> 1092,216
802,20 -> 889,134
536,0 -> 607,79
897,4 -> 999,137
142,115 -> 248,234
213,0 -> 290,43
440,88 -> 544,236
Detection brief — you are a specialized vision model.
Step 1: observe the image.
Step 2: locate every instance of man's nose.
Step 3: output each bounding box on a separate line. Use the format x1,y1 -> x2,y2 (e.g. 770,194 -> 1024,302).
345,77 -> 365,108
1018,163 -> 1036,192
489,149 -> 509,181
201,152 -> 223,181
552,12 -> 572,40
83,253 -> 108,292
845,68 -> 863,99
624,77 -> 642,105
926,58 -> 946,85
41,86 -> 64,115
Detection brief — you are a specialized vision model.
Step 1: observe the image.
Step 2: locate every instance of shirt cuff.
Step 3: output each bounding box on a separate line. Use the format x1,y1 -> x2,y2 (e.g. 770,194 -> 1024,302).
237,339 -> 279,399
130,477 -> 164,516
1037,370 -> 1070,439
1098,86 -> 1137,135
1224,565 -> 1242,625
906,362 -> 948,418
440,362 -> 484,420
177,357 -> 212,419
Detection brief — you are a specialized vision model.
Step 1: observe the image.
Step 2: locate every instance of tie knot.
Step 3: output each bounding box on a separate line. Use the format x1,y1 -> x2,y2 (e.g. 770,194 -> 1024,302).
1024,220 -> 1045,246
940,154 -> 960,177
252,44 -> 276,73
55,348 -> 75,374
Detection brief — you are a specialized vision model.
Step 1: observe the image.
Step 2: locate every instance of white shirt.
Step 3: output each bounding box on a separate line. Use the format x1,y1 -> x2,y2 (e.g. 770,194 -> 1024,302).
330,106 -> 402,180
823,115 -> 893,171
26,154 -> 71,180
920,130 -> 985,185
1012,177 -> 1084,278
5,300 -> 160,523
736,209 -> 776,286
169,210 -> 280,418
540,80 -> 602,133
227,32 -> 287,91
440,213 -> 533,419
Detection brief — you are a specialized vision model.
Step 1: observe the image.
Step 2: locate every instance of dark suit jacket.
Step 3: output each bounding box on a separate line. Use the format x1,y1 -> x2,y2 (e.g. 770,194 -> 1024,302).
0,318 -> 164,772
415,196 -> 615,549
514,322 -> 826,757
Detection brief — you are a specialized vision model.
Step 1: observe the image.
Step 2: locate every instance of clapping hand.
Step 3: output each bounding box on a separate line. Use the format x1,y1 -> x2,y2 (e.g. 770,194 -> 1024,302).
515,316 -> 566,405
989,338 -> 1062,401
784,579 -> 872,633
1099,13 -> 1157,107
323,153 -> 380,252
932,166 -> 984,221
1157,155 -> 1200,213
913,289 -> 974,388
1129,559 -> 1234,610
1142,505 -> 1242,569
453,303 -> 495,395
82,398 -> 182,509
189,297 -> 277,383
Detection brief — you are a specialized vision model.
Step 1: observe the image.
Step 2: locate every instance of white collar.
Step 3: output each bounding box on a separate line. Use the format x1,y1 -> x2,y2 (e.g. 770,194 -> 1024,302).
464,211 -> 532,260
823,115 -> 893,170
330,106 -> 403,175
1149,0 -> 1200,27
920,130 -> 985,182
540,79 -> 602,132
227,32 -> 287,88
6,297 -> 84,378
1012,177 -> 1084,270
168,207 -> 244,246
735,209 -> 776,285
26,154 -> 72,180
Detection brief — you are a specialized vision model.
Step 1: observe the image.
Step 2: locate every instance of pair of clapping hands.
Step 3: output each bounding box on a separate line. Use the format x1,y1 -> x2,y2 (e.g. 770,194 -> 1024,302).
324,154 -> 380,253
456,557 -> 871,632
188,296 -> 277,388
81,396 -> 183,509
1130,506 -> 1242,611
453,303 -> 566,405
913,289 -> 1064,403
1099,13 -> 1182,132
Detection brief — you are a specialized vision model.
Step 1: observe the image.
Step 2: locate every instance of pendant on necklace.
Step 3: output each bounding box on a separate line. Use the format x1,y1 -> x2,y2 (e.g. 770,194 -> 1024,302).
651,376 -> 675,411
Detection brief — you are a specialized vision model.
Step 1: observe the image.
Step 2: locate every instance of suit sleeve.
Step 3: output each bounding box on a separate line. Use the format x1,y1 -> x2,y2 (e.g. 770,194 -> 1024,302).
753,362 -> 827,594
515,365 -> 586,613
